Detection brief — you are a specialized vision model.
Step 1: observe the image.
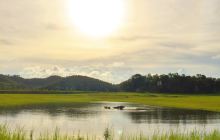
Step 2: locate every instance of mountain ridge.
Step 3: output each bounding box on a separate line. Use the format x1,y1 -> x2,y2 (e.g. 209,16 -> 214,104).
0,74 -> 117,91
1,73 -> 220,93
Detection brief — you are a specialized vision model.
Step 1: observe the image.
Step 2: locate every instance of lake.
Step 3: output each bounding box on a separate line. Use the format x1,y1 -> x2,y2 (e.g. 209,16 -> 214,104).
0,102 -> 220,138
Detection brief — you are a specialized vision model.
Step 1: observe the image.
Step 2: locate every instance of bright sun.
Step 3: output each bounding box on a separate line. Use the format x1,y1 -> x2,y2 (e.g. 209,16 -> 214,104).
67,0 -> 125,38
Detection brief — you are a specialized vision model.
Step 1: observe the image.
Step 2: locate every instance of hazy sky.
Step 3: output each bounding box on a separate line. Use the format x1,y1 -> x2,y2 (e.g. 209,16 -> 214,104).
0,0 -> 220,83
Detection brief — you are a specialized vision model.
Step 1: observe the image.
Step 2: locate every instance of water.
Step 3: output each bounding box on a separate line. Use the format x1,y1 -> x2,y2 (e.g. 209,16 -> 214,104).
0,102 -> 220,137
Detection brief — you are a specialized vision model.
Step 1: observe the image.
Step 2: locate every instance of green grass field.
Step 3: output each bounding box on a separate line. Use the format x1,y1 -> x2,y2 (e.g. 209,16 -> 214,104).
0,92 -> 220,112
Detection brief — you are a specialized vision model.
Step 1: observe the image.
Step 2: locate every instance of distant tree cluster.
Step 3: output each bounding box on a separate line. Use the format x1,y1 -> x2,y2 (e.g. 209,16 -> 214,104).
119,73 -> 220,93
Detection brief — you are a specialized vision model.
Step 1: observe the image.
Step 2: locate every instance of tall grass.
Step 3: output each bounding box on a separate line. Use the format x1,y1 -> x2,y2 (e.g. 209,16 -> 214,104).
0,125 -> 220,140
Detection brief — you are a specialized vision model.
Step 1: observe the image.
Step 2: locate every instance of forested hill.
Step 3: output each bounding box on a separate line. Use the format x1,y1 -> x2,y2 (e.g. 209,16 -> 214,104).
119,73 -> 220,93
0,74 -> 117,91
0,73 -> 220,93
44,76 -> 117,91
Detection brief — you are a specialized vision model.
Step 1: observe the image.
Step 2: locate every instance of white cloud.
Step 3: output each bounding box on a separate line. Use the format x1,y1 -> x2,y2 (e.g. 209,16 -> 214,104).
177,68 -> 187,75
107,62 -> 125,68
19,65 -> 120,83
1,0 -> 220,82
212,55 -> 220,60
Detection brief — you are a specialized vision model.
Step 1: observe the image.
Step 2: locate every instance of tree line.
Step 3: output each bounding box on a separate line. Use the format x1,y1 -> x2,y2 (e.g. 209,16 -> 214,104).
1,73 -> 220,93
119,73 -> 220,93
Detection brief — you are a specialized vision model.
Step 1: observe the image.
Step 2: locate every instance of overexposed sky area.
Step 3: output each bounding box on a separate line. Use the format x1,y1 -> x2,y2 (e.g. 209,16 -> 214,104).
0,0 -> 220,83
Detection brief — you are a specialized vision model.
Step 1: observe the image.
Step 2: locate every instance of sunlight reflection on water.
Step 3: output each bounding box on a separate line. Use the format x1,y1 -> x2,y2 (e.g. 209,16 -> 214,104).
0,102 -> 220,137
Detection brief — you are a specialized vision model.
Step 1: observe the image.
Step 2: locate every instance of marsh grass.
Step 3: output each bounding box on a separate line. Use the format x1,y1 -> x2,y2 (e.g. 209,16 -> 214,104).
1,93 -> 220,112
0,125 -> 220,140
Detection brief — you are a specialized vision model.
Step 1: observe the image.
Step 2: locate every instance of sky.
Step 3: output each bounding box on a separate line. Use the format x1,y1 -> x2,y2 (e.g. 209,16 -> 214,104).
0,0 -> 220,83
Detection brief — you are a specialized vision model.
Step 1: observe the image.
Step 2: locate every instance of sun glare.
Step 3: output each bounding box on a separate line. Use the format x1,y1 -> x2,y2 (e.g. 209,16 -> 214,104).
67,0 -> 125,38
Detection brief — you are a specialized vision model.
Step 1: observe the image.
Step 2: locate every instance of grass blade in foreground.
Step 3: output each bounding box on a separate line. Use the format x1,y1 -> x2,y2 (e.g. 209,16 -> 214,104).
0,125 -> 220,140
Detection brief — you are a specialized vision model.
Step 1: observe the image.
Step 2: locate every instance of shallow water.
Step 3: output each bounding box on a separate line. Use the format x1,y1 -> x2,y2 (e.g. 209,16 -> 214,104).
0,102 -> 220,137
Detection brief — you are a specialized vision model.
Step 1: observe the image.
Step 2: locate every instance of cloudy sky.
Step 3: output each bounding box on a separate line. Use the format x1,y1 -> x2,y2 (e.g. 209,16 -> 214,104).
0,0 -> 220,83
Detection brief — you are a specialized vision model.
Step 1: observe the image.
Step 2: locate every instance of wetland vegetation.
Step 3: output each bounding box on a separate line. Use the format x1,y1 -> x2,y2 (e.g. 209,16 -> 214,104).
0,93 -> 220,112
0,125 -> 220,140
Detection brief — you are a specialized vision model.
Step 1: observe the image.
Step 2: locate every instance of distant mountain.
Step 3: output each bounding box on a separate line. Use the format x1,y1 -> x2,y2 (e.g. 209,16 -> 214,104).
44,75 -> 117,91
21,76 -> 63,89
0,75 -> 25,90
0,74 -> 117,91
1,73 -> 220,93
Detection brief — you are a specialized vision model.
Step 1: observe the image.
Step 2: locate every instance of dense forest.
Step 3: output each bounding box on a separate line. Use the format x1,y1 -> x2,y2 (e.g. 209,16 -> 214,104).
0,73 -> 220,93
120,73 -> 220,93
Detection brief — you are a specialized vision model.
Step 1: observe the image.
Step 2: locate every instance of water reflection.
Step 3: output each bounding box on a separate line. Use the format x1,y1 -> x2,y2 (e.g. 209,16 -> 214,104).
0,103 -> 100,118
0,102 -> 220,136
125,108 -> 220,124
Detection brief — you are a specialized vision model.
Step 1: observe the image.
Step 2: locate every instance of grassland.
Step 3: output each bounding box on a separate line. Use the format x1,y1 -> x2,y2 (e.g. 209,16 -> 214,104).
0,125 -> 220,140
0,92 -> 220,112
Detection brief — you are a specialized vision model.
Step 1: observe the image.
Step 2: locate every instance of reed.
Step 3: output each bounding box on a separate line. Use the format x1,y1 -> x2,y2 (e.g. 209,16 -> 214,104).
0,125 -> 220,140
